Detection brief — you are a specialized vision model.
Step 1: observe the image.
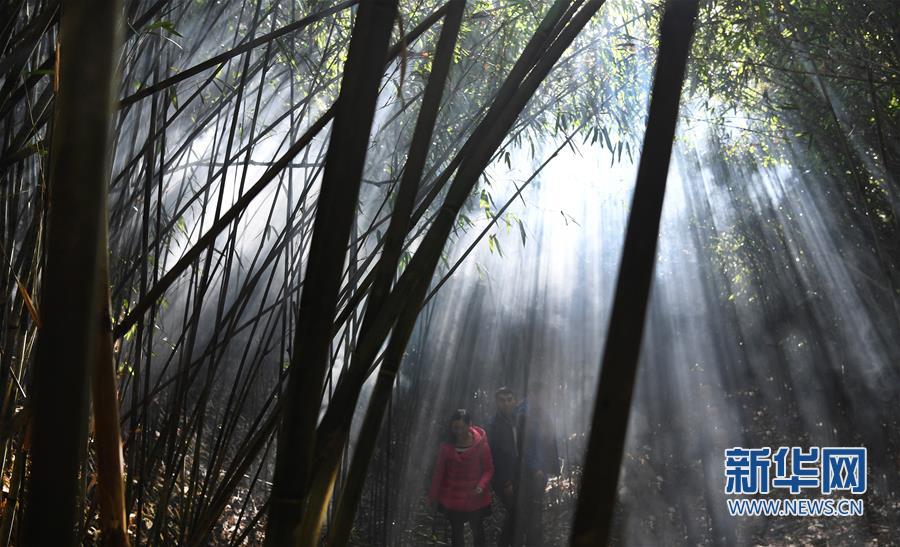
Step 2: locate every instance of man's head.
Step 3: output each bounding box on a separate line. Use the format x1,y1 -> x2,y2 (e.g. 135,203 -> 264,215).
495,387 -> 517,418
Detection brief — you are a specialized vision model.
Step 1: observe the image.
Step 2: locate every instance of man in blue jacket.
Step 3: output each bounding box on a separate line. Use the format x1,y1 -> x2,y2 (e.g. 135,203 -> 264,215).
489,387 -> 521,547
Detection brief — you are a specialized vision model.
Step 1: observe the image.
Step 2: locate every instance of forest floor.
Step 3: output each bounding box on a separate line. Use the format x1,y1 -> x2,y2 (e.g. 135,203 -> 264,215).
397,470 -> 898,546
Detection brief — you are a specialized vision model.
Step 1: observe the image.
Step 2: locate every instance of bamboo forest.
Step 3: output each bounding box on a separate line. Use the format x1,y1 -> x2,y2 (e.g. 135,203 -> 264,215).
0,0 -> 897,545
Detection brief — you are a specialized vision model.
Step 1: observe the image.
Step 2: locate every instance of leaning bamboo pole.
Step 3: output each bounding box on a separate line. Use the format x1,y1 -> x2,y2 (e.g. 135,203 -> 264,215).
570,1 -> 699,544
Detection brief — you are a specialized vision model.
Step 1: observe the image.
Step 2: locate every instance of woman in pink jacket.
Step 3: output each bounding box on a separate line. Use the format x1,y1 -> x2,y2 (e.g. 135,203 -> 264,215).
428,409 -> 495,547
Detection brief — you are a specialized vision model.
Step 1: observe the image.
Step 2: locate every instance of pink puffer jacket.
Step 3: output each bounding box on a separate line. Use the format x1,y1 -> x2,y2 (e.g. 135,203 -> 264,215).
428,426 -> 494,512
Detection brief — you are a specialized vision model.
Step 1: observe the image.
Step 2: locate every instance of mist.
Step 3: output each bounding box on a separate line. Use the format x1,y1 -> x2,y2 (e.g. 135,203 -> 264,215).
1,0 -> 897,545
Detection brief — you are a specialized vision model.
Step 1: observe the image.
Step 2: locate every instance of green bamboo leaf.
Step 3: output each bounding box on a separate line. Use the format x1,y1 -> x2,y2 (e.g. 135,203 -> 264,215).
146,20 -> 183,37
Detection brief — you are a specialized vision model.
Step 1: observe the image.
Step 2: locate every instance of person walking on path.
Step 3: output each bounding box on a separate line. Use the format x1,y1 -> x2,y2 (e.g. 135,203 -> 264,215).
428,409 -> 495,547
489,387 -> 521,547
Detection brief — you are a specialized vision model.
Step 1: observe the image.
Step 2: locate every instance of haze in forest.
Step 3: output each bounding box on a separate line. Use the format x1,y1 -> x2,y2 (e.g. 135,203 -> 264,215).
0,0 -> 897,545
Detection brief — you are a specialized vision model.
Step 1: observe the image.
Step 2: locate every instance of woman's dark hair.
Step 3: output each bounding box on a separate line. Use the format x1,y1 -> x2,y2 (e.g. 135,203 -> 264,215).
445,409 -> 471,442
450,409 -> 471,425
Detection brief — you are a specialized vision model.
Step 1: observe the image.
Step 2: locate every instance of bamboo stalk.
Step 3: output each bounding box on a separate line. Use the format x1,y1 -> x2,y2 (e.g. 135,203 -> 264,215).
570,1 -> 699,544
22,0 -> 122,543
91,206 -> 131,547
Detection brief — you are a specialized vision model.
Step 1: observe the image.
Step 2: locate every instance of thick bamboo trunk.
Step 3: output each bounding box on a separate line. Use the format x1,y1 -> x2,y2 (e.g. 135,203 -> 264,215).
264,1 -> 399,545
570,1 -> 699,545
22,0 -> 122,544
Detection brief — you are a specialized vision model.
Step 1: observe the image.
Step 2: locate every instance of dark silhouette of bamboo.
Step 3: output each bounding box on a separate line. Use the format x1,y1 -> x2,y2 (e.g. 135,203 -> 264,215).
314,0 -> 574,451
424,131 -> 577,302
570,1 -> 699,545
301,3 -> 602,540
22,0 -> 122,543
356,0 -> 466,362
264,1 -> 400,545
314,1 -> 467,543
322,0 -> 602,409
